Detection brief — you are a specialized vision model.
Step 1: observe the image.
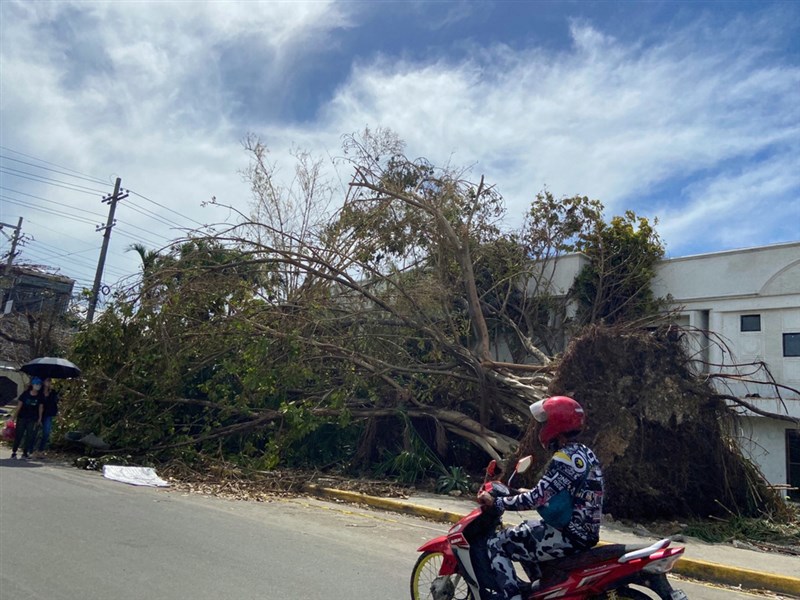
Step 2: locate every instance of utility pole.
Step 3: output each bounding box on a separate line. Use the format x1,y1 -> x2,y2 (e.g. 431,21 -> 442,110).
87,177 -> 127,323
1,216 -> 23,267
0,217 -> 23,315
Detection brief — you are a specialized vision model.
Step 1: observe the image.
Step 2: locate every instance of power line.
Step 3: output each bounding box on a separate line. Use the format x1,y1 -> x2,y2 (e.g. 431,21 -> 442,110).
113,227 -> 170,249
0,166 -> 109,195
5,188 -> 178,247
11,229 -> 147,274
130,189 -> 206,228
24,218 -> 131,262
0,146 -> 109,185
124,199 -> 185,229
25,237 -> 129,276
21,260 -> 127,290
0,195 -> 99,226
0,147 -> 204,240
4,199 -> 174,250
1,186 -> 108,219
3,180 -> 205,244
0,154 -> 109,186
23,245 -> 129,278
27,238 -> 103,263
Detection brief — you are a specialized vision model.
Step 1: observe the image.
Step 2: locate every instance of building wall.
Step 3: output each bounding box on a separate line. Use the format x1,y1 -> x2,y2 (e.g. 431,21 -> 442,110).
651,243 -> 800,405
737,416 -> 793,490
651,242 -> 800,301
0,365 -> 26,406
650,242 -> 800,493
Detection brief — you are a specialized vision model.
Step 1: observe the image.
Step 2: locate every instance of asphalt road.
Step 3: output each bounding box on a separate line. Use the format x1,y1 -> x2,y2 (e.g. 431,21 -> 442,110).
0,456 -> 775,600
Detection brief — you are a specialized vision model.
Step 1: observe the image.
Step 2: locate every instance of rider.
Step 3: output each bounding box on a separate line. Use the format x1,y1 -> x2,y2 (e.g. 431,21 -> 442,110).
478,395 -> 604,600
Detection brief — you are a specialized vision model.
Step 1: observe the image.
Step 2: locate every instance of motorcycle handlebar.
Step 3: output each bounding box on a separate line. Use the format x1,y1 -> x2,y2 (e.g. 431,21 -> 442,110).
482,481 -> 524,498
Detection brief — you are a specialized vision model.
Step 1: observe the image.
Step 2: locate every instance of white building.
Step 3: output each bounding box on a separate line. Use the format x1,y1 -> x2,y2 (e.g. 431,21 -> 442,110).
519,242 -> 800,497
651,241 -> 800,498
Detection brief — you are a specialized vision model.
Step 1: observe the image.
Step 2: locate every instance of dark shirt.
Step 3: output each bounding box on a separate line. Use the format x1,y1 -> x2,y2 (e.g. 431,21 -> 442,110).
42,391 -> 59,417
17,390 -> 42,420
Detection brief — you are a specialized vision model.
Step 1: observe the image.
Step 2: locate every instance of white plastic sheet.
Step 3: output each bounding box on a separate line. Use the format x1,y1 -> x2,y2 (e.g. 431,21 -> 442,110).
102,465 -> 170,487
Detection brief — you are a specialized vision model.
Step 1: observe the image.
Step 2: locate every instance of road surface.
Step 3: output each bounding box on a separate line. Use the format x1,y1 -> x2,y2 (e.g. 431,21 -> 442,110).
0,456 -> 774,600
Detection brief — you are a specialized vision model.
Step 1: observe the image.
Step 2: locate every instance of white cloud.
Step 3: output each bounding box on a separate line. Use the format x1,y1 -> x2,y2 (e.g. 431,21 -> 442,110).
286,17 -> 799,247
1,0 -> 798,293
658,153 -> 800,253
0,0 -> 355,287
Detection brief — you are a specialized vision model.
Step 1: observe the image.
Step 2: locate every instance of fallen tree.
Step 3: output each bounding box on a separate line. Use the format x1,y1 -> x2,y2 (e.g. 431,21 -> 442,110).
517,324 -> 790,520
59,130 -> 641,468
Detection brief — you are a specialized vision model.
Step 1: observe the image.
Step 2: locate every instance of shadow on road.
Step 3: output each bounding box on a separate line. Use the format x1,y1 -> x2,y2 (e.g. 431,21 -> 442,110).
0,457 -> 46,469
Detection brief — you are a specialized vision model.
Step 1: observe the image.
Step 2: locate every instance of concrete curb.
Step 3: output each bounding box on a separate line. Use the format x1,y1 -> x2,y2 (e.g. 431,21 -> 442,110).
303,484 -> 800,598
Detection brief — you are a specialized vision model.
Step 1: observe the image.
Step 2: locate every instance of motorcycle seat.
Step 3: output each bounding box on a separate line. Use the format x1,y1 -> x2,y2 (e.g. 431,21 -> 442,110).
528,541 -> 668,589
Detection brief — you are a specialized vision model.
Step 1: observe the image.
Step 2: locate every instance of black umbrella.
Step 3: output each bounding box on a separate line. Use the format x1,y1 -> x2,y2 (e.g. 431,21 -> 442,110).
20,357 -> 81,379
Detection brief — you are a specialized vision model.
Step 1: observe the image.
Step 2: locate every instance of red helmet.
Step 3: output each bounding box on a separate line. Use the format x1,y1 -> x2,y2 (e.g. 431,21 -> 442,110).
530,396 -> 585,448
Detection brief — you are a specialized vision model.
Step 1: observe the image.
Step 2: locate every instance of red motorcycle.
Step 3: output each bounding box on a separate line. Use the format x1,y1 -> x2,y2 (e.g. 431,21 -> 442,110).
411,457 -> 689,600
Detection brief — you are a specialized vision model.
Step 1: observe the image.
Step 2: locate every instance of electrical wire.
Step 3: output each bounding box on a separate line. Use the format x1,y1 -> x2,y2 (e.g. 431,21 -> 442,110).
0,146 -> 109,185
1,186 -> 108,219
2,195 -> 171,250
0,167 -> 109,195
112,217 -> 179,244
0,154 -> 109,186
123,199 -> 185,229
4,188 -> 181,248
129,189 -> 207,228
26,238 -> 129,275
0,147 -> 206,242
0,196 -> 99,226
22,246 -> 128,278
24,218 -> 130,262
113,228 -> 170,249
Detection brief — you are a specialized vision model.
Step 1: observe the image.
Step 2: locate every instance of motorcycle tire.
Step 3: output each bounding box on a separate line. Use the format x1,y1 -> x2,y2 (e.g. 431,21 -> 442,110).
410,551 -> 473,600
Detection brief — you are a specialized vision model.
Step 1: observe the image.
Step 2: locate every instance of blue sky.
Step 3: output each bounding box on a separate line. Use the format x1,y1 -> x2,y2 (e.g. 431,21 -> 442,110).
1,0 -> 798,296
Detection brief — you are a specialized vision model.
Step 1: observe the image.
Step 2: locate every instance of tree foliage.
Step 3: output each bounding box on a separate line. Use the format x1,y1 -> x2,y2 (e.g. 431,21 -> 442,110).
573,210 -> 665,326
62,129 -> 698,512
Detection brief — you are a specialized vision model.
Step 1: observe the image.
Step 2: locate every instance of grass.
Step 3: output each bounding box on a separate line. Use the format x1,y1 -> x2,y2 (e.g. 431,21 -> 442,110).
681,506 -> 800,549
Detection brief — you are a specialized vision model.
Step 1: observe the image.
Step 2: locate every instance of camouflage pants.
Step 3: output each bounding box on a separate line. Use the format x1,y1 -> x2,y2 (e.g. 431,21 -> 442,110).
486,520 -> 579,599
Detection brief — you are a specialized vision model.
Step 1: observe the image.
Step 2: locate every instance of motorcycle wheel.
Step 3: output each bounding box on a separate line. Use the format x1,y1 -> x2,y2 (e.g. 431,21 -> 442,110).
410,551 -> 473,600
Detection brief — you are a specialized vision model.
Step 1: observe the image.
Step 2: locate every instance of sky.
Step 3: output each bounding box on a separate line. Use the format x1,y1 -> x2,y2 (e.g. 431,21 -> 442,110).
1,0 -> 798,302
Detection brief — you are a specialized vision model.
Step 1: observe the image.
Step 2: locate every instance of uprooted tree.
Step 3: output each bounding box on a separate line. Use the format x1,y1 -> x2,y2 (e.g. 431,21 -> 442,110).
517,325 -> 790,520
60,128 -> 792,519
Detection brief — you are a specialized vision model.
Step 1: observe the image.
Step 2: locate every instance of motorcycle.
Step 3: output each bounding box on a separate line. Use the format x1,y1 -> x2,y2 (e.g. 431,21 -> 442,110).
411,457 -> 689,600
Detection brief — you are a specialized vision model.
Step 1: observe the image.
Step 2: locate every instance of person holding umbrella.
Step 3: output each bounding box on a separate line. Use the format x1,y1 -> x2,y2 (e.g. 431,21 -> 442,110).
11,377 -> 44,459
35,377 -> 59,456
16,357 -> 80,457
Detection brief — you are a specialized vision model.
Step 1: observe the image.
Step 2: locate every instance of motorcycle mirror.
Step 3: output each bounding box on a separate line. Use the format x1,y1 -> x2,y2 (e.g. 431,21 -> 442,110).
486,459 -> 497,478
515,455 -> 533,474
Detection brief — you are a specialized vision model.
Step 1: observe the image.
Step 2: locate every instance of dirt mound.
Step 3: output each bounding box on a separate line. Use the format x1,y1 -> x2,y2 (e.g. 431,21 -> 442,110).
519,325 -> 785,521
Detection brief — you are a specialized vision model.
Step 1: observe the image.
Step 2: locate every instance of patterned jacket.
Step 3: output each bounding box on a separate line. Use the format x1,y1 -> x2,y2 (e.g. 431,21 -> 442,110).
494,442 -> 604,546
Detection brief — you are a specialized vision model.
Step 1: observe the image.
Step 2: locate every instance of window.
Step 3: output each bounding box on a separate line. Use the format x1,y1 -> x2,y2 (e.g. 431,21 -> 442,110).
740,314 -> 761,332
784,333 -> 800,357
788,430 -> 800,501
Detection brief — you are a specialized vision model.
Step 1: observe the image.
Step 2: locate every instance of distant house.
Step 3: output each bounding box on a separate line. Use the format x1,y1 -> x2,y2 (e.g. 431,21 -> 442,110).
0,265 -> 76,391
0,264 -> 75,315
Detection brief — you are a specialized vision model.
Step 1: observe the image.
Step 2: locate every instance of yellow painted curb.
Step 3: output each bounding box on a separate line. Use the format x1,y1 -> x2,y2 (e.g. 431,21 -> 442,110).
303,485 -> 800,597
303,484 -> 462,523
672,557 -> 800,597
